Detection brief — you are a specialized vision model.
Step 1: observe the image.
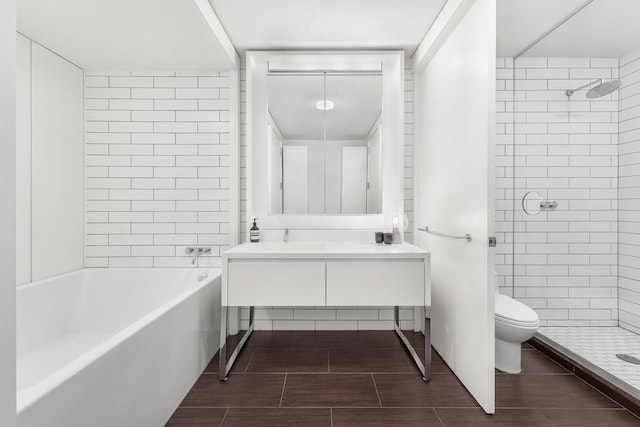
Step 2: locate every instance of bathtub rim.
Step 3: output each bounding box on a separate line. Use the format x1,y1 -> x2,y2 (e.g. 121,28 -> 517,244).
17,267 -> 221,413
16,268 -> 83,292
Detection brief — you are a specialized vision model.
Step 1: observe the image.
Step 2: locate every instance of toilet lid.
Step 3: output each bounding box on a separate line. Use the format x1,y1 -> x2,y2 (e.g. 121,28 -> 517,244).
495,294 -> 539,324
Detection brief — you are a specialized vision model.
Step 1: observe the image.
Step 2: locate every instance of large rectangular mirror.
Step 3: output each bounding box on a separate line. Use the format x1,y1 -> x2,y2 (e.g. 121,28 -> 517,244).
267,71 -> 382,215
247,51 -> 404,230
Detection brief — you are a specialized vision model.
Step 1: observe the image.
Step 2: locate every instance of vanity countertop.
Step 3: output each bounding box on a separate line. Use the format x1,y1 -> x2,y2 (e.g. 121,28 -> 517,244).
223,241 -> 429,259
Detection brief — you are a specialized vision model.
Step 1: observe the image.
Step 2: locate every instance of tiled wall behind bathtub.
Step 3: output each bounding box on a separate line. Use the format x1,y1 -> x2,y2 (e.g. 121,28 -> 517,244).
84,71 -> 231,268
238,58 -> 416,331
619,48 -> 640,334
496,57 -> 619,327
239,60 -> 247,243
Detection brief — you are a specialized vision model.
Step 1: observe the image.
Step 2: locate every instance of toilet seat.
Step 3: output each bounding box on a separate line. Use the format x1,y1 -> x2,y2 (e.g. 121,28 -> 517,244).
496,316 -> 539,328
495,294 -> 539,326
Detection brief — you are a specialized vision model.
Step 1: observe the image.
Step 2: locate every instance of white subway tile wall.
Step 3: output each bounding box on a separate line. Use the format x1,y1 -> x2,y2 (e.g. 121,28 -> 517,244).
239,60 -> 248,244
238,59 -> 415,331
404,60 -> 415,245
619,48 -> 640,334
84,72 -> 231,268
495,57 -> 514,298
496,57 -> 619,327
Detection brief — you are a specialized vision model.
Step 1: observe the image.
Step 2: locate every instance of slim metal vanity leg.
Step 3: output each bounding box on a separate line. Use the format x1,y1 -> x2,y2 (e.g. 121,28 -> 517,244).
219,305 -> 228,381
220,306 -> 255,381
394,306 -> 427,379
394,306 -> 400,329
424,314 -> 432,381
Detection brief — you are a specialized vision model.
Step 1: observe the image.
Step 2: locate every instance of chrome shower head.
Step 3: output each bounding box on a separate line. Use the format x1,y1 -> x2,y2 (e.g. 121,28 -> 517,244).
586,79 -> 621,98
566,78 -> 621,98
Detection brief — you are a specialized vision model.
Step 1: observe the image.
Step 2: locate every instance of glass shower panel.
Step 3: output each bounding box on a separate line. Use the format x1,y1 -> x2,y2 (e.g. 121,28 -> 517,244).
506,53 -> 640,396
512,55 -> 619,329
498,0 -> 640,401
495,57 -> 516,298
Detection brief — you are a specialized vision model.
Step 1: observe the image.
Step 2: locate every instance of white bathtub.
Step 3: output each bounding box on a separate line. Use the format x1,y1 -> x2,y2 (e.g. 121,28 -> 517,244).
17,268 -> 221,427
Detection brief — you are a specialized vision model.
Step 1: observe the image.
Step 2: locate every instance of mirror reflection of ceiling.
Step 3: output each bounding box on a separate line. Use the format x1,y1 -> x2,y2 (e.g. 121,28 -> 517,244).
268,74 -> 382,141
497,0 -> 640,57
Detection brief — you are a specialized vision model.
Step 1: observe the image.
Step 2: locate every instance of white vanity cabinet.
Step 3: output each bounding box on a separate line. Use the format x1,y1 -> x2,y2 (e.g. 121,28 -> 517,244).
226,261 -> 325,306
220,241 -> 431,381
325,260 -> 425,306
222,242 -> 429,307
226,258 -> 427,307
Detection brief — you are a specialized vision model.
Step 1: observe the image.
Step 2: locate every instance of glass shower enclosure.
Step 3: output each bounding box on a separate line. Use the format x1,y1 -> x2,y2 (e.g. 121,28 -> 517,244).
497,2 -> 640,399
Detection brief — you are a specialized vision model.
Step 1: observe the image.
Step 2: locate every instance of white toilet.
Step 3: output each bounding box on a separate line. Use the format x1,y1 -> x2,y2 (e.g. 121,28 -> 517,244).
495,293 -> 539,374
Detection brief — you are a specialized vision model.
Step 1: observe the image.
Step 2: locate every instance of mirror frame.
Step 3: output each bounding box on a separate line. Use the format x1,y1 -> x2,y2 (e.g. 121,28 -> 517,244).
247,51 -> 404,230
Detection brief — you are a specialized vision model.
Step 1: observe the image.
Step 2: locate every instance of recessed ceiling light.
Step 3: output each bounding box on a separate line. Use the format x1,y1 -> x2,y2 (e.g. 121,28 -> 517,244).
316,100 -> 334,111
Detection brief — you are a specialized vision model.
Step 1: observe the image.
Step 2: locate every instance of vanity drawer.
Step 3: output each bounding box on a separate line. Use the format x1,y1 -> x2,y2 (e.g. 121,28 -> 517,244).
227,261 -> 325,306
326,260 -> 425,306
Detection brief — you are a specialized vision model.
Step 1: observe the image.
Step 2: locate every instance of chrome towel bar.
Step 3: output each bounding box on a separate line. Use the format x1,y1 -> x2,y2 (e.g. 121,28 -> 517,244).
418,226 -> 472,242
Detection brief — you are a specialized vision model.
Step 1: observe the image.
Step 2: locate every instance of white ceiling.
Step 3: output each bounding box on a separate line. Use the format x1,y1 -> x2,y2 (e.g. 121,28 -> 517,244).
268,74 -> 382,141
17,0 -> 235,70
211,0 -> 640,61
209,0 -> 447,55
523,0 -> 640,58
16,0 -> 640,72
497,0 -> 640,58
497,0 -> 587,57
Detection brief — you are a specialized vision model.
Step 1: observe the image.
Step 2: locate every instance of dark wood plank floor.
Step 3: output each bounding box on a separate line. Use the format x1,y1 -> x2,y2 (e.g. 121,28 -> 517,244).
166,331 -> 640,426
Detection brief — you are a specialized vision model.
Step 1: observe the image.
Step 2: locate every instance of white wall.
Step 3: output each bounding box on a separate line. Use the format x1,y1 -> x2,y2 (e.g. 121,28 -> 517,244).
281,139 -> 368,214
0,2 -> 16,426
267,121 -> 283,214
15,35 -> 84,283
341,146 -> 368,214
324,141 -> 340,213
30,42 -> 84,281
282,145 -> 309,214
15,34 -> 30,285
83,71 -> 232,268
367,121 -> 382,214
496,57 -> 619,326
414,0 -> 496,413
11,30 -> 83,424
619,48 -> 640,333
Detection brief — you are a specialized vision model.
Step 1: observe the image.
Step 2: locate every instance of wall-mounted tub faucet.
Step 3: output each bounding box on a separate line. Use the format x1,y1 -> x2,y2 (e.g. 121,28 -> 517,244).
185,247 -> 211,265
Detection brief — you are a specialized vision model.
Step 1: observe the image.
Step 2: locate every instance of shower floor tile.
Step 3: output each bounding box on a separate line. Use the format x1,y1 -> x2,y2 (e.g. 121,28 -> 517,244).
539,326 -> 640,391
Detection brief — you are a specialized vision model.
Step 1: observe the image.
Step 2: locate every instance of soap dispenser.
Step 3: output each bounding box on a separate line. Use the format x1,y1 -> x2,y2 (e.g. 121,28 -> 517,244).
250,218 -> 260,243
392,216 -> 402,244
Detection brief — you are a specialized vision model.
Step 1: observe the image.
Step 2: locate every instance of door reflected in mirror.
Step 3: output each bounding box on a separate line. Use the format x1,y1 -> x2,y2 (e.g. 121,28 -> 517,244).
267,70 -> 383,215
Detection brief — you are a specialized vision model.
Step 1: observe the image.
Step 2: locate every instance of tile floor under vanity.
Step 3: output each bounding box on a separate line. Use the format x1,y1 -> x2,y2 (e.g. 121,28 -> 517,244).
166,331 -> 639,426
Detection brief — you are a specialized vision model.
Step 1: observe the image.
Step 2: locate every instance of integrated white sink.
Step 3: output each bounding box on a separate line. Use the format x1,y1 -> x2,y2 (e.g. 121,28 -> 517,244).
234,241 -> 328,252
223,241 -> 428,259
